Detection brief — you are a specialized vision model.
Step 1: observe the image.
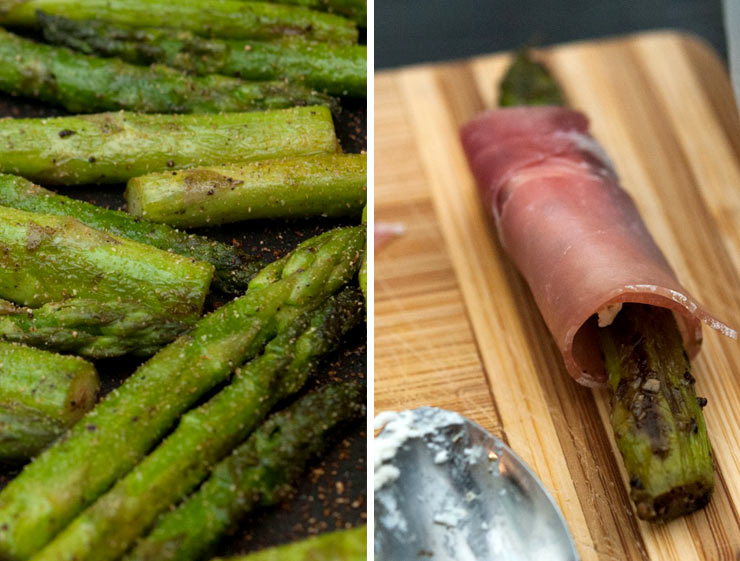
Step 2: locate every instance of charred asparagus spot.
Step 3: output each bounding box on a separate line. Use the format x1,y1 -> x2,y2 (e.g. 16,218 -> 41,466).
598,304 -> 714,522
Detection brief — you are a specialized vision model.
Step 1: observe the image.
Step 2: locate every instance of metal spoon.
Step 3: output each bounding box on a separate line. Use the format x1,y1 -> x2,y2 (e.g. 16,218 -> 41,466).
374,407 -> 580,561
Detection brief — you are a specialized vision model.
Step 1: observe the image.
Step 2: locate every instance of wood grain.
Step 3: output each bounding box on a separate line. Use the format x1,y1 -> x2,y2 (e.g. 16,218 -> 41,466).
374,32 -> 740,560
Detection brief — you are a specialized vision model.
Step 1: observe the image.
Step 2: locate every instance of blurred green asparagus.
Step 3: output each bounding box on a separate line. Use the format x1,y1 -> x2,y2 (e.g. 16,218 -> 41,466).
0,28 -> 332,114
39,13 -> 366,97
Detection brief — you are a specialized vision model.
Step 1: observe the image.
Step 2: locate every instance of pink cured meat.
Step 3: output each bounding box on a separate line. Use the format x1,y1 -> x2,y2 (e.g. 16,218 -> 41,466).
460,106 -> 736,387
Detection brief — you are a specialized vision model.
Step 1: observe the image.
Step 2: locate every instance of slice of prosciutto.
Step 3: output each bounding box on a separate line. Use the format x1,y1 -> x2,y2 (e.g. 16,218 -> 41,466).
460,106 -> 736,387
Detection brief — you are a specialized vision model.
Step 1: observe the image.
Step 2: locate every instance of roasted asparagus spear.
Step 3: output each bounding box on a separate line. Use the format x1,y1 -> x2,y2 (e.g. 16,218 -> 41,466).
0,298 -> 194,358
0,205 -> 213,356
500,50 -> 714,521
211,526 -> 367,561
126,383 -> 365,561
254,0 -> 367,25
0,341 -> 99,461
0,28 -> 332,115
33,289 -> 364,561
39,13 -> 367,97
0,107 -> 337,185
0,226 -> 363,560
0,174 -> 261,294
360,205 -> 367,302
0,0 -> 358,44
125,154 -> 367,227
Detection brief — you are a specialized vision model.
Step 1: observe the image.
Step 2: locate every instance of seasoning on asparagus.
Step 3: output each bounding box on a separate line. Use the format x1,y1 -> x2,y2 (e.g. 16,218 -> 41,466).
33,289 -> 364,561
0,0 -> 358,43
39,13 -> 367,97
599,305 -> 714,521
499,50 -> 715,521
0,205 -> 214,311
0,28 -> 333,115
0,107 -> 337,185
0,174 -> 261,294
0,341 -> 99,461
126,154 -> 367,227
0,225 -> 364,560
261,0 -> 367,26
126,383 -> 365,561
0,298 -> 194,358
360,205 -> 367,303
211,526 -> 367,561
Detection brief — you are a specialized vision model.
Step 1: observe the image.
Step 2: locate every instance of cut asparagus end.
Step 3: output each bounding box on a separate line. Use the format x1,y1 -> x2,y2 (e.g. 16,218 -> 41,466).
599,304 -> 714,522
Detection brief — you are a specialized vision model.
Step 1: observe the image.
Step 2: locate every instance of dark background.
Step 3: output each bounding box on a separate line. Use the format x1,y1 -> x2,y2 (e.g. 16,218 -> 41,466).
376,0 -> 726,69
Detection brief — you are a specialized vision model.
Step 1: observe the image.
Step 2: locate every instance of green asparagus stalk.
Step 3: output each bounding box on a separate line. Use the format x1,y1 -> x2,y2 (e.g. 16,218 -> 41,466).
360,205 -> 367,303
0,341 -> 99,461
33,288 -> 364,561
0,0 -> 358,43
211,526 -> 367,561
599,305 -> 714,522
0,225 -> 363,560
258,0 -> 367,26
126,383 -> 365,561
500,50 -> 714,521
0,106 -> 338,185
0,203 -> 213,314
0,28 -> 332,115
125,154 -> 367,227
0,174 -> 261,294
38,13 -> 367,97
0,298 -> 193,358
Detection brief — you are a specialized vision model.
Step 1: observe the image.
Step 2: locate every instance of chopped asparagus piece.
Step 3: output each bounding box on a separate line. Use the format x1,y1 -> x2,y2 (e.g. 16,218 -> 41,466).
38,13 -> 367,97
0,205 -> 213,356
0,28 -> 332,115
0,0 -> 358,43
125,154 -> 367,227
0,107 -> 338,185
0,174 -> 261,294
0,341 -> 99,461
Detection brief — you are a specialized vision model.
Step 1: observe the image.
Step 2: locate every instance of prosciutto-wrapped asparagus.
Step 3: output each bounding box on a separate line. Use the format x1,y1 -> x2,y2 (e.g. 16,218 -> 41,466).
461,51 -> 736,521
462,105 -> 735,385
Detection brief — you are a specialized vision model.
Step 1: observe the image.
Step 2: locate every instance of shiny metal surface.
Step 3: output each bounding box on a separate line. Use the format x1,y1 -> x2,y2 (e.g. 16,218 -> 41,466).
374,407 -> 579,561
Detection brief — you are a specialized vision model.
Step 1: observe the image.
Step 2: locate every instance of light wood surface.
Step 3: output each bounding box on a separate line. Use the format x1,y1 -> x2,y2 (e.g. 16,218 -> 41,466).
374,32 -> 740,560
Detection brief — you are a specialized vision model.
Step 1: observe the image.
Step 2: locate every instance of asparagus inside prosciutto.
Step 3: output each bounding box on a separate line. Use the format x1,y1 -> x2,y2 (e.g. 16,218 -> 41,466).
461,51 -> 735,521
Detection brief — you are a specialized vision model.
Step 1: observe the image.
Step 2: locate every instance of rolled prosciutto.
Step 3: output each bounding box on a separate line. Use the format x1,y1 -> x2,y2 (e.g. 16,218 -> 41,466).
461,106 -> 736,387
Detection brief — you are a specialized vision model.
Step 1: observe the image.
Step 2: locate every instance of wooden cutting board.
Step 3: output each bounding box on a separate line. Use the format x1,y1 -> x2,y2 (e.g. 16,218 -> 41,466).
374,31 -> 740,561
